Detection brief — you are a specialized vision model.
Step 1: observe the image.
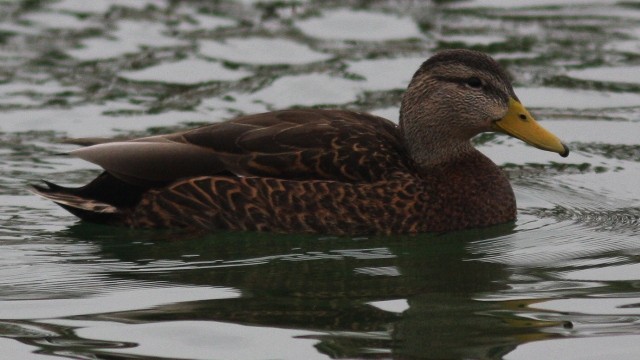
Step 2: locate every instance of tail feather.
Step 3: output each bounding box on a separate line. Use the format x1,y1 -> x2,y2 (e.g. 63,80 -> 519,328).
31,181 -> 122,224
38,180 -> 69,192
31,172 -> 148,225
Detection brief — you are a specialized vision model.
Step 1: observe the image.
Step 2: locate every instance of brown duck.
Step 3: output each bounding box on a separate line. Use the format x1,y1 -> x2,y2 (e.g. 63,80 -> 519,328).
33,49 -> 569,235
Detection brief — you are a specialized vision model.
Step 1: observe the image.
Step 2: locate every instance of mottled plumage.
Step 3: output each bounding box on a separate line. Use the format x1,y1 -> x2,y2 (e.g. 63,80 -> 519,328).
33,49 -> 569,235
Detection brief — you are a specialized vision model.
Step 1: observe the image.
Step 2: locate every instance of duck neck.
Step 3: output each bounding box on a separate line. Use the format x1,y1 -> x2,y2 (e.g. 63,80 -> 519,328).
400,113 -> 477,170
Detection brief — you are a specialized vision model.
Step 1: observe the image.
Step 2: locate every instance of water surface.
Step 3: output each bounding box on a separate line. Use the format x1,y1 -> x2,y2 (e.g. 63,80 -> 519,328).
1,0 -> 639,359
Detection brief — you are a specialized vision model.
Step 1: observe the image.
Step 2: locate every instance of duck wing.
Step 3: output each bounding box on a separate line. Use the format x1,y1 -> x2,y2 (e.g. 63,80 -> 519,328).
71,109 -> 413,186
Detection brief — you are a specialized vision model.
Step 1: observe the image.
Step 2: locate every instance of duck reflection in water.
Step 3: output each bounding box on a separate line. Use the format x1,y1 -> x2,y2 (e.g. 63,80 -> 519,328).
59,223 -> 561,359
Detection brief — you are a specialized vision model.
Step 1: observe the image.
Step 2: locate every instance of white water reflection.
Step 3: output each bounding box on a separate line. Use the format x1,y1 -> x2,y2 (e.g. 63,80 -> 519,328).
567,66 -> 640,84
51,0 -> 166,13
534,120 -> 640,145
174,13 -> 237,32
68,20 -> 185,61
0,338 -> 52,360
607,40 -> 640,54
0,81 -> 81,106
556,166 -> 640,203
120,58 -> 252,84
371,107 -> 400,123
440,34 -> 506,45
68,37 -> 142,61
249,73 -> 361,108
348,57 -> 425,90
369,299 -> 410,313
559,263 -> 640,281
506,335 -> 640,360
0,287 -> 238,319
199,92 -> 269,116
531,296 -> 640,315
50,0 -> 114,13
21,12 -> 89,30
296,9 -> 423,41
0,104 -> 215,137
74,320 -> 325,360
455,0 -> 620,8
516,87 -> 640,109
200,38 -> 332,65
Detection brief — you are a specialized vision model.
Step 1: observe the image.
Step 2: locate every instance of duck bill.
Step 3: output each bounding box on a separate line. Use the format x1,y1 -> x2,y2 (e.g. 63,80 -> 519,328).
492,97 -> 569,157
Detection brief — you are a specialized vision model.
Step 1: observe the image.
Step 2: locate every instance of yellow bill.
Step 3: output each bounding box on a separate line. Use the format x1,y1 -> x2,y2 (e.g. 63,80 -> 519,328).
492,97 -> 569,157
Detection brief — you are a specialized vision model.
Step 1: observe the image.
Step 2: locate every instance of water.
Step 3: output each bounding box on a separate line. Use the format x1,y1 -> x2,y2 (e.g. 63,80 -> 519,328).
1,0 -> 639,359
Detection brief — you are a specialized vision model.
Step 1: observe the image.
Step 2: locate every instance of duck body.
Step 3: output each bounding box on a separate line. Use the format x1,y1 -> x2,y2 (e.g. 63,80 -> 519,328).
33,50 -> 568,235
125,110 -> 515,234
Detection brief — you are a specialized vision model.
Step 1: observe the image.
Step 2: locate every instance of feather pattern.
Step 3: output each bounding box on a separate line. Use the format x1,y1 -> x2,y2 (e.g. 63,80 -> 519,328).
69,110 -> 412,184
124,150 -> 514,235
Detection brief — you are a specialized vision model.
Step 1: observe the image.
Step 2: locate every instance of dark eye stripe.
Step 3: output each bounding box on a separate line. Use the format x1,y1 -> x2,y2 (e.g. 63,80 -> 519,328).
433,75 -> 477,86
432,75 -> 510,103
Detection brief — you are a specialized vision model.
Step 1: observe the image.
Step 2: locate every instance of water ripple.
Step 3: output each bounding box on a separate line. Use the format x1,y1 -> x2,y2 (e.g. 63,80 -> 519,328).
528,206 -> 640,234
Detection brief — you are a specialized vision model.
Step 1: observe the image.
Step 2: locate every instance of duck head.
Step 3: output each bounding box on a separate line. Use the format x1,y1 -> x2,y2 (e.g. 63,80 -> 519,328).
399,49 -> 569,167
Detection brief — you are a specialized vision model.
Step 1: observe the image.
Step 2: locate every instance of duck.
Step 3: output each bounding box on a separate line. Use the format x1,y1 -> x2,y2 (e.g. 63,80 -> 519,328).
33,49 -> 569,235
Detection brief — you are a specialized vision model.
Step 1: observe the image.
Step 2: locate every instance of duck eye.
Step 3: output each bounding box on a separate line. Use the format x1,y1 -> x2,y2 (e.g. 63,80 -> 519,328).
466,77 -> 483,89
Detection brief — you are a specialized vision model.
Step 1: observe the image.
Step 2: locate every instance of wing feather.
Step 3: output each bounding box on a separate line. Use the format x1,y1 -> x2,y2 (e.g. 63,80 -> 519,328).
69,109 -> 412,185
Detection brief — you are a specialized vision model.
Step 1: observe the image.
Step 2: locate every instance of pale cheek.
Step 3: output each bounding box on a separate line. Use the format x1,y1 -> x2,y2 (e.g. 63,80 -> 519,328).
456,93 -> 501,129
476,97 -> 508,124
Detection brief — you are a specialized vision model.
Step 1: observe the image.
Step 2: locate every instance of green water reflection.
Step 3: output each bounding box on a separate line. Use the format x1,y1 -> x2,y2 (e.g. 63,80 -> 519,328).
47,223 -> 562,359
